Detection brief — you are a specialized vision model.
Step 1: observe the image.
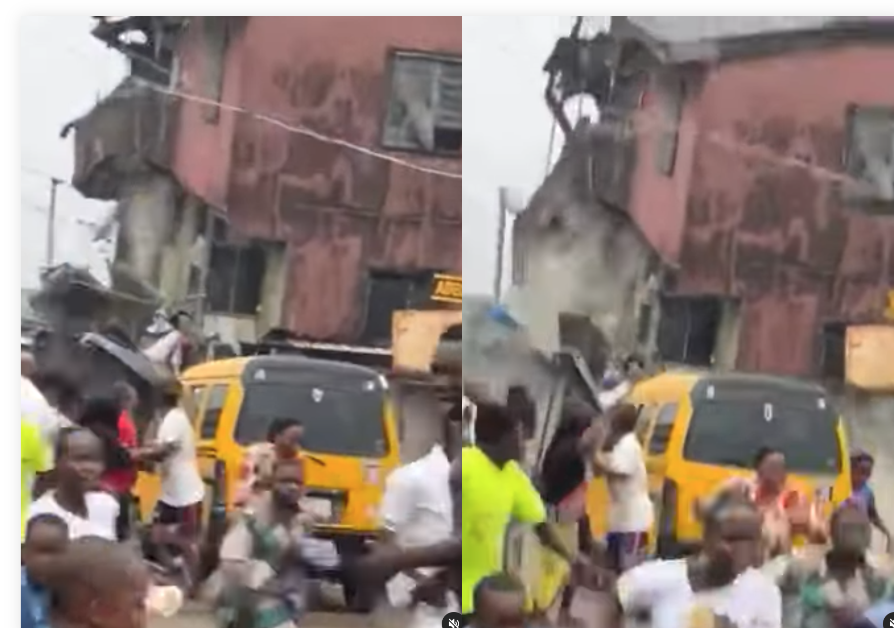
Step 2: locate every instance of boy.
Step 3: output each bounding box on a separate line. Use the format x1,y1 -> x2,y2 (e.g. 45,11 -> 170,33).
22,514 -> 70,628
50,536 -> 151,628
467,573 -> 526,628
846,450 -> 892,552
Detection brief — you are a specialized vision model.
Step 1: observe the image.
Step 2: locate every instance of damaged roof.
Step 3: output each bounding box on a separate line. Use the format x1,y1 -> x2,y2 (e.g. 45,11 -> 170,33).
611,16 -> 894,64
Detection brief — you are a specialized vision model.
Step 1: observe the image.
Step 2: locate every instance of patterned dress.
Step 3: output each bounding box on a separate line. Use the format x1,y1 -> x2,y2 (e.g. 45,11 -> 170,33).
777,551 -> 894,628
215,494 -> 315,628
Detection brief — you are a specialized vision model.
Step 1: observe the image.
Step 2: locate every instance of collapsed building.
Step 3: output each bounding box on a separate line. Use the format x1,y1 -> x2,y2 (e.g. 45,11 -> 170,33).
65,17 -> 461,352
515,17 -> 894,382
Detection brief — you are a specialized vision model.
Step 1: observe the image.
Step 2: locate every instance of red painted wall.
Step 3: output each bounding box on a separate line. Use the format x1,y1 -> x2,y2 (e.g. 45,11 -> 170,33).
171,17 -> 461,341
627,44 -> 894,375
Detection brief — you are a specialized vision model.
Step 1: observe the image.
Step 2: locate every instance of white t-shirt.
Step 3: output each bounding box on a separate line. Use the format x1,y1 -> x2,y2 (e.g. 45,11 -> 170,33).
157,407 -> 205,508
380,445 -> 456,612
28,491 -> 119,540
618,559 -> 783,628
604,432 -> 654,533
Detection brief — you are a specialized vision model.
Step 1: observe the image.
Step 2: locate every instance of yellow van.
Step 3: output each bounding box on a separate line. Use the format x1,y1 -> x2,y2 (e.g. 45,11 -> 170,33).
586,370 -> 851,557
134,355 -> 401,601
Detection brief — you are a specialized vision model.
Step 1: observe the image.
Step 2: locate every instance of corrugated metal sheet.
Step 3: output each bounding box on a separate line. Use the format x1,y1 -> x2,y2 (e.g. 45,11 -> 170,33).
846,325 -> 894,391
392,309 -> 461,373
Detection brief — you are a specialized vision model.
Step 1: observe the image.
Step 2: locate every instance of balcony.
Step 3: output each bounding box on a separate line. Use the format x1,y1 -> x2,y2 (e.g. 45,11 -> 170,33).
64,77 -> 179,200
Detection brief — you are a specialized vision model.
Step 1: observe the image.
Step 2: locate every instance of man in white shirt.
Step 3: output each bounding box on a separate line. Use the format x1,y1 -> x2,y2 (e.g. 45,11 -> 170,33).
615,495 -> 781,628
150,381 -> 205,588
378,411 -> 458,628
593,403 -> 654,572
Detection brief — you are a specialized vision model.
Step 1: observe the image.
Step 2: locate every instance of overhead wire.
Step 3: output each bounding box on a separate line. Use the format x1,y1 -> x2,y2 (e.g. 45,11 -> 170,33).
133,78 -> 462,181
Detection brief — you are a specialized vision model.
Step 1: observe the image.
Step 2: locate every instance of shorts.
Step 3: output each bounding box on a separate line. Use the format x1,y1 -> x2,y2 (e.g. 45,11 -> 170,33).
605,531 -> 649,573
153,501 -> 200,537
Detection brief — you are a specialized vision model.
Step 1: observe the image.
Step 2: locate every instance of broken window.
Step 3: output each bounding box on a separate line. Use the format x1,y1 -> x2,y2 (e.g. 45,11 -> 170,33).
656,296 -> 723,367
844,105 -> 894,210
382,52 -> 461,155
206,242 -> 266,316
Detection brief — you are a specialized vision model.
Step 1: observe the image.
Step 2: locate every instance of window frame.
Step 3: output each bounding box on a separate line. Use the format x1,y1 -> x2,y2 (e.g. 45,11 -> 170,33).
380,49 -> 461,158
198,383 -> 230,441
843,103 -> 894,211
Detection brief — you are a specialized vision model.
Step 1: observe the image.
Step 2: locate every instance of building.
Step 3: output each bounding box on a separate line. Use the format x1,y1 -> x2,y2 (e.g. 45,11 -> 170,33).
67,17 -> 461,348
519,17 -> 894,378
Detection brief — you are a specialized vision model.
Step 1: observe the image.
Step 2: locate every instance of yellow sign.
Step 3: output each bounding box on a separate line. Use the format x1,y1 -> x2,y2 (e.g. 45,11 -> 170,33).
885,290 -> 894,321
431,273 -> 462,304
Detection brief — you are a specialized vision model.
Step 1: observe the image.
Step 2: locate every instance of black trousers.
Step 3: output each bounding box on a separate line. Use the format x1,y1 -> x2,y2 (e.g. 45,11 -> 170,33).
115,492 -> 134,541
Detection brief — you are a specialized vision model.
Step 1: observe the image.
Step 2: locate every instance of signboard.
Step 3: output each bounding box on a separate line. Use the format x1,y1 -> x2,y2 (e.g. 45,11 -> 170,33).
431,273 -> 461,304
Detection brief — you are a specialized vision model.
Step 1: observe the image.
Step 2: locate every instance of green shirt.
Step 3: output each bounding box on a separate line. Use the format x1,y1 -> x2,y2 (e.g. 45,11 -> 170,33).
461,447 -> 546,614
21,421 -> 51,541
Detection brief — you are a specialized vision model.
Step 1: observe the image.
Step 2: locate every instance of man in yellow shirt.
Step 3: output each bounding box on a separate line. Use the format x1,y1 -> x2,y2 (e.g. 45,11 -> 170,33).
461,396 -> 584,620
21,420 -> 52,541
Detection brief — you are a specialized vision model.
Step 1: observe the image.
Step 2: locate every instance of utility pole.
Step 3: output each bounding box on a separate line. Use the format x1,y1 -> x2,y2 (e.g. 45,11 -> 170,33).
494,187 -> 509,302
45,177 -> 62,269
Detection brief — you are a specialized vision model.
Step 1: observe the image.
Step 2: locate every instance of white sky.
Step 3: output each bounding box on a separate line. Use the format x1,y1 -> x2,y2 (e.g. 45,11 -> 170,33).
462,16 -> 604,296
18,16 -> 595,296
19,15 -> 125,289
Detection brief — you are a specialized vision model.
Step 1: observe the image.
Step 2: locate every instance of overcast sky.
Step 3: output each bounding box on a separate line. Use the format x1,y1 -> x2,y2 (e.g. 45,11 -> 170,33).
463,16 -> 605,296
19,16 -> 592,296
19,15 -> 125,289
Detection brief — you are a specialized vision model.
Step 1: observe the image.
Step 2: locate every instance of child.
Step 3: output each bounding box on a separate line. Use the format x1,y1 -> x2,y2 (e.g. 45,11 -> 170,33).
22,514 -> 70,628
468,573 -> 526,628
50,536 -> 151,628
846,450 -> 892,552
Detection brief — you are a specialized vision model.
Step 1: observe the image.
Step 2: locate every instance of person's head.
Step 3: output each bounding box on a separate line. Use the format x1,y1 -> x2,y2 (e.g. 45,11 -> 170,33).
472,572 -> 526,628
830,503 -> 872,560
56,428 -> 105,493
474,401 -> 523,466
168,310 -> 191,332
266,418 -> 304,456
753,446 -> 787,491
851,450 -> 875,489
52,537 -> 150,628
80,396 -> 122,433
701,490 -> 763,584
609,403 -> 639,436
558,398 -> 596,438
622,354 -> 645,379
23,514 -> 69,585
157,378 -> 182,410
114,381 -> 139,413
270,457 -> 305,509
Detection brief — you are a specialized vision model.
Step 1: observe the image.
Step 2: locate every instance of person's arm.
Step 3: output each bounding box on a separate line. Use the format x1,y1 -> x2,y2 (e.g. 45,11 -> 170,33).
868,494 -> 893,552
598,381 -> 632,412
379,472 -> 426,582
592,437 -> 637,480
507,464 -> 577,564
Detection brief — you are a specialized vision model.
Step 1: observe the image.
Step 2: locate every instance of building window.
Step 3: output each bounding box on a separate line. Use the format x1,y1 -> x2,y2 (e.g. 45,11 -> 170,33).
656,296 -> 724,367
844,105 -> 894,210
361,270 -> 432,346
206,242 -> 267,316
382,52 -> 461,155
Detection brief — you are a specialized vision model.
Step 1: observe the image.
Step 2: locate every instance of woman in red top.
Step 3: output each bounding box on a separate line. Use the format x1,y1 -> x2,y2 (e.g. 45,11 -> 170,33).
81,383 -> 142,541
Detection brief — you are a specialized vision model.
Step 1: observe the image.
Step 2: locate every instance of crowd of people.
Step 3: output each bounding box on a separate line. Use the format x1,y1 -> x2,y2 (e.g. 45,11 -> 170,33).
454,378 -> 894,628
19,343 -> 894,628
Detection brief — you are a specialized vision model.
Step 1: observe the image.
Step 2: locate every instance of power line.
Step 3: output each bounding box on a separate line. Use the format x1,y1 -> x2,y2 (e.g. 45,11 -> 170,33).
134,78 -> 462,181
